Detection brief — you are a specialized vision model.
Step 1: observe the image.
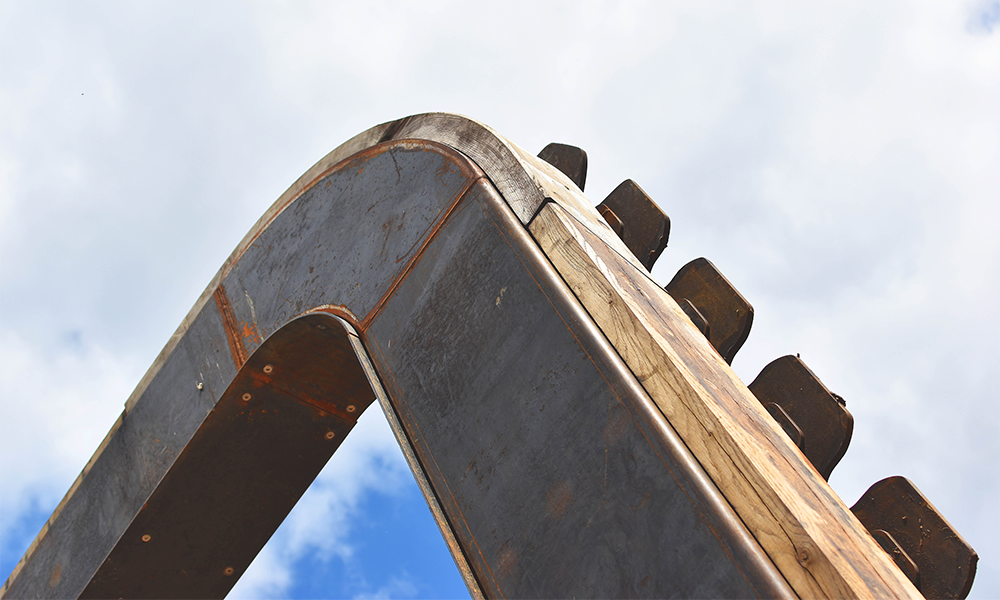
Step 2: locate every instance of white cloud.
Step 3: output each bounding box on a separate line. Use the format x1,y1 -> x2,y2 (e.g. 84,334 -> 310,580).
0,330 -> 139,535
352,574 -> 419,600
1,0 -> 998,597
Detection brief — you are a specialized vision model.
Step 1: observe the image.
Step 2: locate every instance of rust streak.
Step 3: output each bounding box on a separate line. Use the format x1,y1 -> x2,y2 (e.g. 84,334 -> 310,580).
241,370 -> 360,423
214,284 -> 248,368
360,174 -> 485,331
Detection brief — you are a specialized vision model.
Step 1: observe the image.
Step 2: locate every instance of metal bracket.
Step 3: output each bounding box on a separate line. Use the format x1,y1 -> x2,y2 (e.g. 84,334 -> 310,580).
596,179 -> 670,271
596,204 -> 624,237
748,355 -> 853,480
664,257 -> 752,364
537,143 -> 588,191
851,476 -> 978,600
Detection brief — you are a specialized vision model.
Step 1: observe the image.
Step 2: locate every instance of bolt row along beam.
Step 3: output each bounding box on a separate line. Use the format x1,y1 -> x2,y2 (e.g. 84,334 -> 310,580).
2,114 -> 935,599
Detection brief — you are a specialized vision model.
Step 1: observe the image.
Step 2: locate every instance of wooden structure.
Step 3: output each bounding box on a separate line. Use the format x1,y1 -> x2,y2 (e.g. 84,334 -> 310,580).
2,114 -> 973,598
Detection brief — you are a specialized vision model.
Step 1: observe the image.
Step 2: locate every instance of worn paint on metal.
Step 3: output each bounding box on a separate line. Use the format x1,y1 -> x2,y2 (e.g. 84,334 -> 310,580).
4,136 -> 793,599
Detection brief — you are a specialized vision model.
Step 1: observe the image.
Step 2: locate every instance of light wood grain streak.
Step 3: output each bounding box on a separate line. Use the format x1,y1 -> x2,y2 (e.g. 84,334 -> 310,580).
529,202 -> 920,600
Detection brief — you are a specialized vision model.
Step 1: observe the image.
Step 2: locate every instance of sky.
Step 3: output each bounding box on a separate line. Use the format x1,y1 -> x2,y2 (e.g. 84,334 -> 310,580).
0,1 -> 998,598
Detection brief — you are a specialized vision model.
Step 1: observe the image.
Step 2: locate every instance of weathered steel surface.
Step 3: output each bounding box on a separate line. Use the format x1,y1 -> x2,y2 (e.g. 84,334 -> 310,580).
537,142 -> 588,190
852,477 -> 978,600
8,113 -> 974,600
2,137 -> 792,599
749,355 -> 853,480
664,257 -> 753,364
81,315 -> 373,598
2,141 -> 482,599
596,179 -> 670,271
366,179 -> 792,598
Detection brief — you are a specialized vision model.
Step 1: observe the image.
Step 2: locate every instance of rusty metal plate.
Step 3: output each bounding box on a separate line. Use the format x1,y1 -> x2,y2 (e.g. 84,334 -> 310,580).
81,314 -> 373,599
596,179 -> 670,271
851,476 -> 978,600
748,355 -> 853,480
537,143 -> 588,190
365,178 -> 793,599
664,257 -> 753,364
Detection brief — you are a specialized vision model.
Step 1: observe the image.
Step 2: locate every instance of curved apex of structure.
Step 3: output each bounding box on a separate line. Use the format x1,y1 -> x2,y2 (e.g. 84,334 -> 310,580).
125,112 -> 637,414
320,112 -> 587,223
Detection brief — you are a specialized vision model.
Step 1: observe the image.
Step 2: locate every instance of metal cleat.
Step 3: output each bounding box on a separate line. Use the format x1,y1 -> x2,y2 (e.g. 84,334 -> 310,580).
676,297 -> 710,339
597,203 -> 623,237
851,476 -> 978,599
665,258 -> 752,364
596,180 -> 670,270
748,355 -> 853,480
538,143 -> 588,190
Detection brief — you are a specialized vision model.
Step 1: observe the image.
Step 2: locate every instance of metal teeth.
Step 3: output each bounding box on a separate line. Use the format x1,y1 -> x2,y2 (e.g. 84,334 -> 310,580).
537,143 -> 588,191
664,258 -> 752,364
748,355 -> 853,480
851,476 -> 978,600
597,180 -> 670,271
553,142 -> 978,599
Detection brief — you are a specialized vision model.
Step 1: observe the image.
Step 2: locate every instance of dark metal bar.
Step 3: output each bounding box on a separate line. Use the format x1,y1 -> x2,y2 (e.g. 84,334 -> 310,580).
364,180 -> 793,599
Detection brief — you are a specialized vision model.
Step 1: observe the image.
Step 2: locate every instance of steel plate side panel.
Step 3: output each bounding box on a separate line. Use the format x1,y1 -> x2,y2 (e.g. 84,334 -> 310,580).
366,180 -> 794,599
1,141 -> 483,600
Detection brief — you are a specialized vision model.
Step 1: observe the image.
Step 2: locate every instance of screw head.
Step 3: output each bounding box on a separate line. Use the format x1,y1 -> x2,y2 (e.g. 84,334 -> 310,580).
263,364 -> 273,374
325,431 -> 336,440
346,404 -> 356,413
242,393 -> 251,402
141,534 -> 151,543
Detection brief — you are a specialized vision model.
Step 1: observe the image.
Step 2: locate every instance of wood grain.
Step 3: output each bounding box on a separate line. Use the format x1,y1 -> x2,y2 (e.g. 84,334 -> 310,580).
529,201 -> 921,600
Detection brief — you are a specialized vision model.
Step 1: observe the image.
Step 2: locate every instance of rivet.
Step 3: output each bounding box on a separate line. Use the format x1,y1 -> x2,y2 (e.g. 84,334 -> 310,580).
316,324 -> 326,330
223,566 -> 234,576
141,534 -> 151,543
346,404 -> 356,413
242,393 -> 251,402
263,364 -> 273,374
325,431 -> 336,440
